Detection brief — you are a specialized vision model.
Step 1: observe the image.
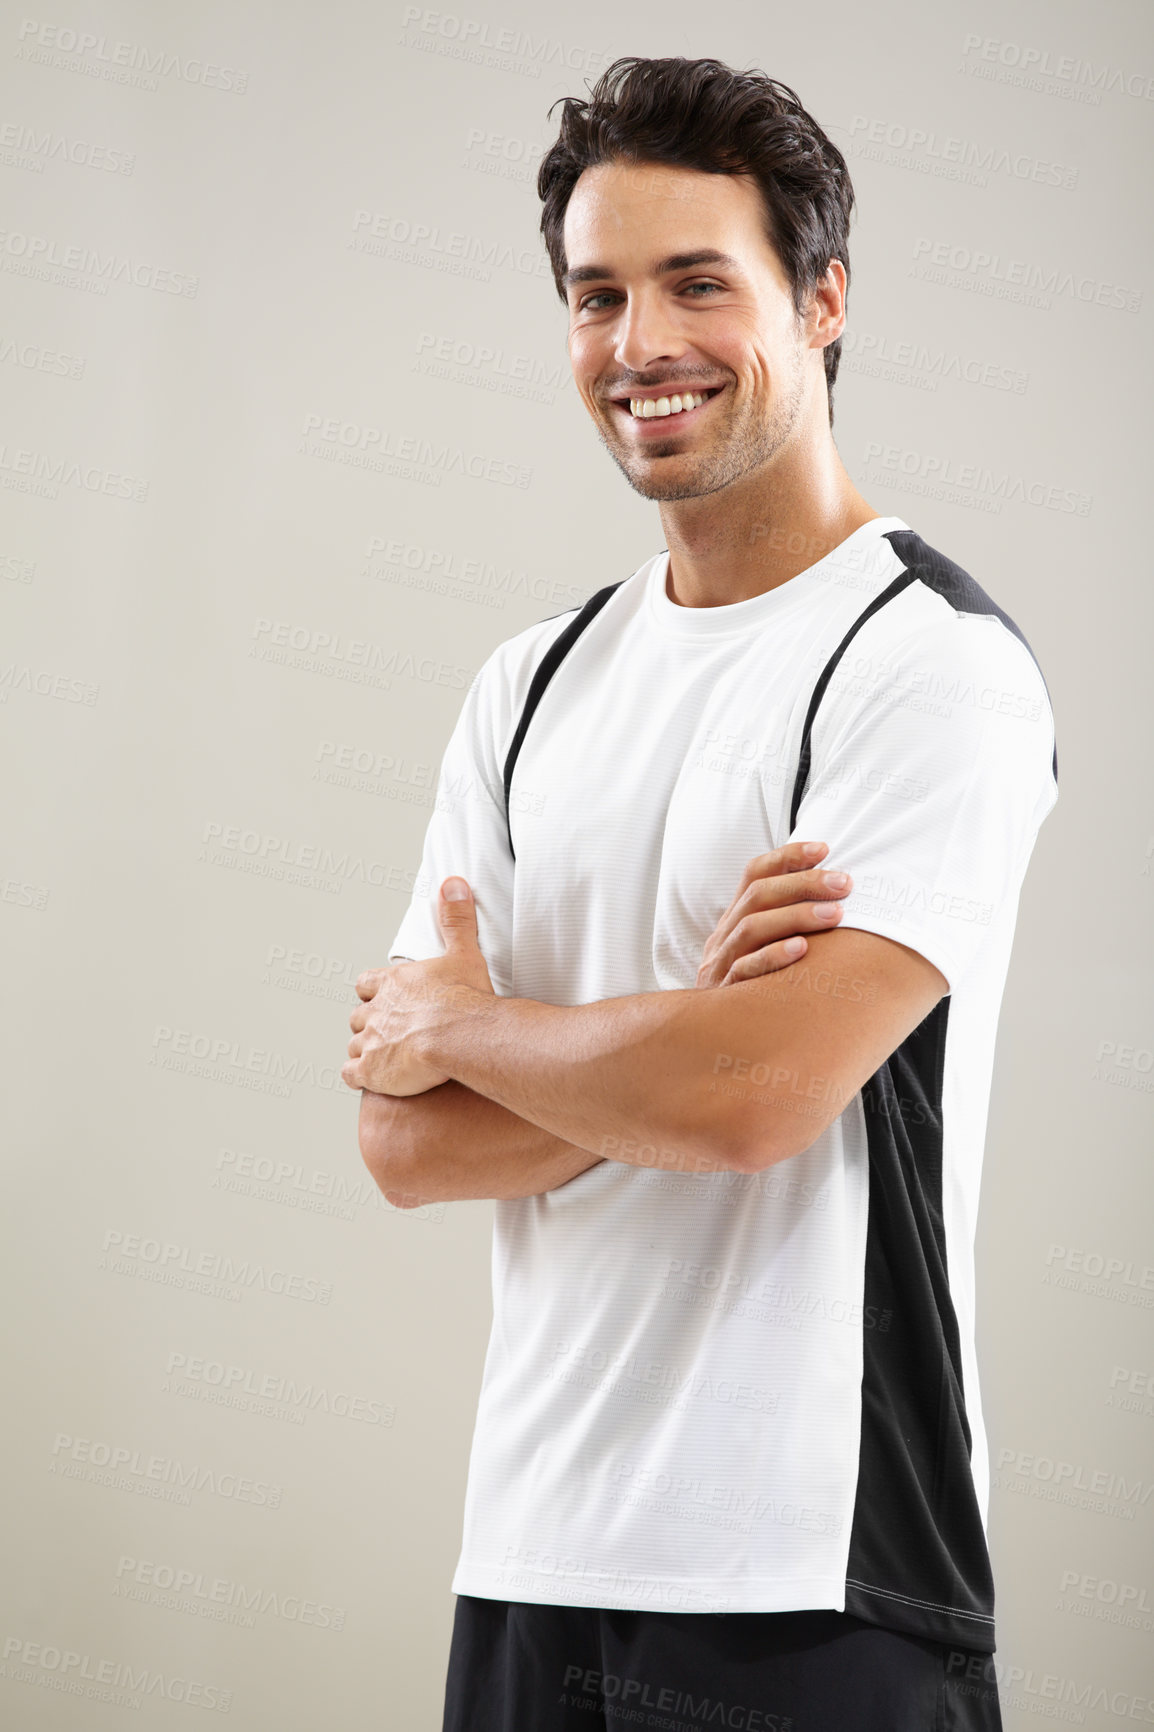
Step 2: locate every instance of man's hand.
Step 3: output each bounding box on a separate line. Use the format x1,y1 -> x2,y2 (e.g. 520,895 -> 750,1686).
342,876 -> 494,1096
345,840 -> 847,1089
695,839 -> 851,987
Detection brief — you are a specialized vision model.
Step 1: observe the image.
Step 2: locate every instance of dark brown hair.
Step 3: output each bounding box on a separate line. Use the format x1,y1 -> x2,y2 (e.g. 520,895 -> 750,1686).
538,56 -> 856,424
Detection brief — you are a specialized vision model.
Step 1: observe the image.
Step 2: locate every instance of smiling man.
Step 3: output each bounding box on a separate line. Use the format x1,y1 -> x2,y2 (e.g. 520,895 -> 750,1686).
345,55 -> 1057,1732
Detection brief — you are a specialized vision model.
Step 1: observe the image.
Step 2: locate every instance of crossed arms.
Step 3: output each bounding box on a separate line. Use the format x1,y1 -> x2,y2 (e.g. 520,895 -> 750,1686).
348,606 -> 1054,1210
352,842 -> 947,1207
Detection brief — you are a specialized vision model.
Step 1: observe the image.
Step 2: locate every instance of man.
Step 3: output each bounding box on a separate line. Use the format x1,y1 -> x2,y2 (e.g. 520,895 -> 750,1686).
343,55 -> 1057,1731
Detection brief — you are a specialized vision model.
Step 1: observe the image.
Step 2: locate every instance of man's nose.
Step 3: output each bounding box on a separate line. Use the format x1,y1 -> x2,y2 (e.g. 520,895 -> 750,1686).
612,288 -> 688,374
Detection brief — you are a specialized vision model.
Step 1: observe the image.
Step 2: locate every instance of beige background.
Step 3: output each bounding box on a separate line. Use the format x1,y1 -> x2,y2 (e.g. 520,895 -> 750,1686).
2,0 -> 1152,1725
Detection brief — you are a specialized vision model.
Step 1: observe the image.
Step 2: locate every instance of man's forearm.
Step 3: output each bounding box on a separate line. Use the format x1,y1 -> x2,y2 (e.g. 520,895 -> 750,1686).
359,1080 -> 610,1206
416,984 -> 772,1175
406,929 -> 940,1178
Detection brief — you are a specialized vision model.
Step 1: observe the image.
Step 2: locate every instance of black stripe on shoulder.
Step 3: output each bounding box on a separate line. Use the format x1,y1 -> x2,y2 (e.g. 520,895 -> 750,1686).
789,567 -> 920,832
883,528 -> 1058,783
501,580 -> 625,861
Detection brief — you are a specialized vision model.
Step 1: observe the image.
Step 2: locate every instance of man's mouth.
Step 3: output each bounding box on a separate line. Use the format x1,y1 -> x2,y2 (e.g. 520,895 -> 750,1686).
609,384 -> 726,426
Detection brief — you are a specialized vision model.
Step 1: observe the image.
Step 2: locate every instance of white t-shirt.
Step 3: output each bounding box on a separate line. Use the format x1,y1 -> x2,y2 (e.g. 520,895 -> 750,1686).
387,515 -> 1058,1652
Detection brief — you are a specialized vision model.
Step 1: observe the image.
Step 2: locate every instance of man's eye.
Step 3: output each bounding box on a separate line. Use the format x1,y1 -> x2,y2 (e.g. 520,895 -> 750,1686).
577,281 -> 723,312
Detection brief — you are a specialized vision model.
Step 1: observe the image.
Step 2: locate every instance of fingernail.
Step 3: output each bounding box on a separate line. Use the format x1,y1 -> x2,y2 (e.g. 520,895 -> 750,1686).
443,877 -> 469,901
825,872 -> 849,889
814,902 -> 840,919
803,842 -> 824,857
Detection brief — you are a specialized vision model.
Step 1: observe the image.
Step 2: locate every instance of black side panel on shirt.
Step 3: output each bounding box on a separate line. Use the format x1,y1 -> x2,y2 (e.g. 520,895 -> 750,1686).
785,525 -> 1052,1653
843,997 -> 998,1652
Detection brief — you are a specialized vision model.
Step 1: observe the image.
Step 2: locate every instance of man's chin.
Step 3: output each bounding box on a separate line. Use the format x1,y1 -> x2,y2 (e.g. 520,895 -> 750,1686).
611,451 -> 733,503
598,437 -> 693,495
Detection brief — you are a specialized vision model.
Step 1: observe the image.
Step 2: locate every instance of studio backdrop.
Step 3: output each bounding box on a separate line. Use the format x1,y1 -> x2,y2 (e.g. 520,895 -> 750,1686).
2,0 -> 1152,1726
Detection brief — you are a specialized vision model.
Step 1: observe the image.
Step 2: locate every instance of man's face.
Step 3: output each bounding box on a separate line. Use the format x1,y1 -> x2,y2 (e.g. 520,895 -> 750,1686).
562,159 -> 823,502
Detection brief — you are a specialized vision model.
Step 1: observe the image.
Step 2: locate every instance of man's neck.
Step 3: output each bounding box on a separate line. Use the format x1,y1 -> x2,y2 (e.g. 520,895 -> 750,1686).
658,474 -> 882,609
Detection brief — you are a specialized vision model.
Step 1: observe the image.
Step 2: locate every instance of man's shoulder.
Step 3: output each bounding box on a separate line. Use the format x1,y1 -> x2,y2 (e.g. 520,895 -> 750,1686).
469,568 -> 645,717
878,525 -> 1050,686
813,525 -> 1058,782
842,526 -> 1053,711
468,601 -> 587,712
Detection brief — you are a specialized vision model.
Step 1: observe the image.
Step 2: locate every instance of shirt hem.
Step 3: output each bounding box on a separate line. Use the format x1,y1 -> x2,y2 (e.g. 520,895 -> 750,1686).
450,1564 -> 847,1615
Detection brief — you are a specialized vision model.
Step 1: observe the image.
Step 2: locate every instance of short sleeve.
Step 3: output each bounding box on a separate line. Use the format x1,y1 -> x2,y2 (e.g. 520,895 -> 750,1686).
386,651 -> 516,995
787,612 -> 1058,994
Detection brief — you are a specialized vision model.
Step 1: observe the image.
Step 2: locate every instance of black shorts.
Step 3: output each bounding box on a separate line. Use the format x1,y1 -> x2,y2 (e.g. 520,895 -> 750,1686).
442,1595 -> 1003,1732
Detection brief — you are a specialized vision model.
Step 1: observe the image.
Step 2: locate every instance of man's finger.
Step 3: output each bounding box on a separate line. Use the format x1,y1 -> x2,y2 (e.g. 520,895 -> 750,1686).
742,840 -> 827,885
437,876 -> 479,952
356,968 -> 388,1001
718,841 -> 830,928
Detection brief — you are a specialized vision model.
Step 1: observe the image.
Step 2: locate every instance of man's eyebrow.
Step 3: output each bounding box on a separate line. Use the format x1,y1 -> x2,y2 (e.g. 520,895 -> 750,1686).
562,248 -> 742,290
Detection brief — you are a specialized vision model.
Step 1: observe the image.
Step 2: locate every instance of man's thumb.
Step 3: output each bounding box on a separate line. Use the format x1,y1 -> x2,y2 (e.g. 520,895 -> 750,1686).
438,877 -> 477,944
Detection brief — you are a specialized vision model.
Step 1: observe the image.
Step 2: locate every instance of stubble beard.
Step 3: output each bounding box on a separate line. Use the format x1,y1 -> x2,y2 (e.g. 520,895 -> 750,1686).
595,361 -> 808,503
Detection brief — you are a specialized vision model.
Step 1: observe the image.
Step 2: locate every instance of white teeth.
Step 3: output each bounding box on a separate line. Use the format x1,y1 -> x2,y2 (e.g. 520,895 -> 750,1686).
628,390 -> 711,418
